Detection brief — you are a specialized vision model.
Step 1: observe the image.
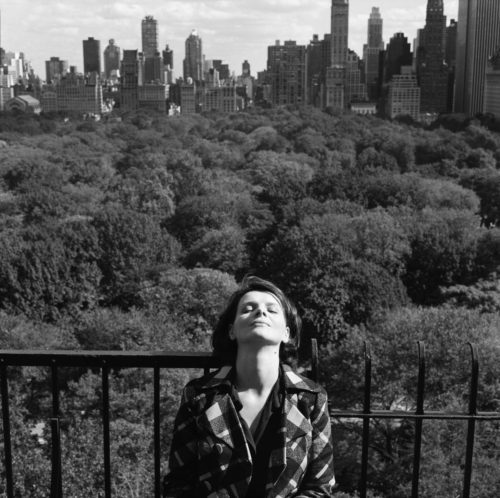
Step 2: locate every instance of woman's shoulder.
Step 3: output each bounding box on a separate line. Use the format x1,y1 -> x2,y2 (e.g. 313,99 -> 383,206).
281,364 -> 327,395
183,365 -> 234,395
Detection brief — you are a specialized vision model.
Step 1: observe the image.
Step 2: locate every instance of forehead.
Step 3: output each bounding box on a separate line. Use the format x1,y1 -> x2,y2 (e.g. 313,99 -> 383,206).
238,290 -> 283,307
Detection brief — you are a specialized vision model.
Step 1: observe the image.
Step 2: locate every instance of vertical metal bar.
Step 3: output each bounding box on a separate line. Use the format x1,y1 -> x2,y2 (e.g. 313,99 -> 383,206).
411,341 -> 426,498
462,343 -> 479,498
360,342 -> 372,498
50,361 -> 62,498
102,362 -> 111,498
154,366 -> 161,498
203,367 -> 210,376
310,338 -> 318,383
0,360 -> 14,498
50,417 -> 62,498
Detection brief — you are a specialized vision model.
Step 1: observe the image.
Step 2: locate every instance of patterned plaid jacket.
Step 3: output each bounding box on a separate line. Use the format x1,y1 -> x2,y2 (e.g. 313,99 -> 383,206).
163,364 -> 335,497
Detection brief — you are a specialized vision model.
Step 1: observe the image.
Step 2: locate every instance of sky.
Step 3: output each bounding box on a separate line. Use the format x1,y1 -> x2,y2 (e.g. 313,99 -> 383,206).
2,0 -> 459,79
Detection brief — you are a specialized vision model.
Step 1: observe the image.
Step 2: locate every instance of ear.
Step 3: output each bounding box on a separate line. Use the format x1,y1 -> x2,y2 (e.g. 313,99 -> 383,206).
282,326 -> 290,344
228,325 -> 235,341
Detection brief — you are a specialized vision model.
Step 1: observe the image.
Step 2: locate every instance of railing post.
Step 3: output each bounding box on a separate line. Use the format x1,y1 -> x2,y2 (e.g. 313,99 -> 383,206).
359,342 -> 372,498
462,343 -> 479,498
50,417 -> 62,498
50,361 -> 63,498
411,341 -> 426,498
102,361 -> 111,498
310,338 -> 318,383
0,360 -> 14,498
154,365 -> 161,498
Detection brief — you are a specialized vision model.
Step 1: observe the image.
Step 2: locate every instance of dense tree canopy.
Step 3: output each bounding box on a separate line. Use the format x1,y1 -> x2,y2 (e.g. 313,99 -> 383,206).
1,107 -> 499,496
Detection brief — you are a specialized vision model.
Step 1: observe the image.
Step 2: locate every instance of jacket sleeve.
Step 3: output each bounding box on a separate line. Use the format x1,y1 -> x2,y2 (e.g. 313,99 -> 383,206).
163,387 -> 199,498
296,389 -> 335,497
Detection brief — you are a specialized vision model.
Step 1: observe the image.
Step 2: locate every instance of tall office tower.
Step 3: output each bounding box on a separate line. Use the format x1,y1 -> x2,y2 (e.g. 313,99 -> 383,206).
306,34 -> 325,106
45,56 -> 68,82
455,0 -> 500,115
163,45 -> 173,68
267,40 -> 306,106
417,0 -> 449,113
83,37 -> 101,75
326,0 -> 349,108
120,49 -> 139,109
484,49 -> 500,116
445,19 -> 457,67
363,7 -> 384,99
242,60 -> 250,76
445,19 -> 458,112
183,29 -> 203,82
345,50 -> 367,106
331,0 -> 349,66
142,16 -> 158,59
383,33 -> 413,83
104,39 -> 121,79
144,53 -> 163,83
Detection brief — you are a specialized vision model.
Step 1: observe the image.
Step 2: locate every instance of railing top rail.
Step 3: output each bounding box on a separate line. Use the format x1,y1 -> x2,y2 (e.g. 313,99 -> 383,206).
0,349 -> 224,368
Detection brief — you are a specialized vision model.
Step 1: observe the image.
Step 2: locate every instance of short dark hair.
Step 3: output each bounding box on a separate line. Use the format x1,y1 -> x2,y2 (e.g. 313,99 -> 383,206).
212,276 -> 301,362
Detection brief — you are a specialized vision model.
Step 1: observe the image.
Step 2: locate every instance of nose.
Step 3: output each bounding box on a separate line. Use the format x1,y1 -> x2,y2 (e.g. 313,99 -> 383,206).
255,305 -> 267,316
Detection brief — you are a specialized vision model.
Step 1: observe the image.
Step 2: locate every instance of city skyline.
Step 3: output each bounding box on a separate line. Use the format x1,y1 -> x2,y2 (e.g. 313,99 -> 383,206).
3,0 -> 458,78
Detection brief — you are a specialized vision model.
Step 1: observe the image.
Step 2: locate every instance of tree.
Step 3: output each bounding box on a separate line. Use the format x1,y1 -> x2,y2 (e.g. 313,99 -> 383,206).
320,306 -> 500,497
0,220 -> 101,320
403,209 -> 482,304
92,206 -> 180,307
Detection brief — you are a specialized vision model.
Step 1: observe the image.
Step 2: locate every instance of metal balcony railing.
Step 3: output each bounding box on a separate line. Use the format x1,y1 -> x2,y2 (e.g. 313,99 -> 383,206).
0,341 -> 499,498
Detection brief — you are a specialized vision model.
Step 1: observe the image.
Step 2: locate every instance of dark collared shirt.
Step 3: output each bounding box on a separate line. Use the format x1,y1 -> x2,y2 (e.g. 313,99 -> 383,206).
230,371 -> 283,497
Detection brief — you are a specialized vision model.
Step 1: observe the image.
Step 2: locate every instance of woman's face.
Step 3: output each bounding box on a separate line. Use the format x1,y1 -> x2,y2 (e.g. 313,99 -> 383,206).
230,290 -> 290,347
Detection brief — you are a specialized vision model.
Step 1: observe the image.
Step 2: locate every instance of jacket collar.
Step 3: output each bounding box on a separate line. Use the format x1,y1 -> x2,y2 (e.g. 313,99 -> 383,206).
197,363 -> 320,393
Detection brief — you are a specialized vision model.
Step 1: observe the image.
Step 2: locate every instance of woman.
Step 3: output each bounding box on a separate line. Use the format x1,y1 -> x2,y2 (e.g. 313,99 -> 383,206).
164,276 -> 335,497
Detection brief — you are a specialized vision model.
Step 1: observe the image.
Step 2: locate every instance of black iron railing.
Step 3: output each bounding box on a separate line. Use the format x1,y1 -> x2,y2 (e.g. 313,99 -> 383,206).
0,342 -> 499,498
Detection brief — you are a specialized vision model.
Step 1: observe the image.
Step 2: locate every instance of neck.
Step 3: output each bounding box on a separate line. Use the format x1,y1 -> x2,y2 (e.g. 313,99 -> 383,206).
234,345 -> 280,394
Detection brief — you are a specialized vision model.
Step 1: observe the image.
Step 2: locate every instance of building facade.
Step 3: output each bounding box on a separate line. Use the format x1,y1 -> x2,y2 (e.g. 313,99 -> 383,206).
331,0 -> 349,66
363,7 -> 384,99
120,50 -> 139,110
83,37 -> 101,75
484,49 -> 500,117
267,40 -> 306,106
455,0 -> 500,115
386,68 -> 421,120
416,0 -> 449,114
104,39 -> 121,79
183,30 -> 203,82
45,57 -> 68,83
141,16 -> 158,59
326,0 -> 349,108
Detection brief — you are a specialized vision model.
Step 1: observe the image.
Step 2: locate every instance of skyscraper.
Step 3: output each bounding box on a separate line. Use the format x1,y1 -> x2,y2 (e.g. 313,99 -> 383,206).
83,37 -> 101,75
120,50 -> 139,110
417,0 -> 449,113
331,0 -> 348,66
163,45 -> 173,69
267,40 -> 306,106
104,39 -> 120,79
454,0 -> 500,115
363,7 -> 384,99
383,33 -> 413,84
45,56 -> 68,82
325,0 -> 349,108
183,29 -> 203,82
142,16 -> 158,59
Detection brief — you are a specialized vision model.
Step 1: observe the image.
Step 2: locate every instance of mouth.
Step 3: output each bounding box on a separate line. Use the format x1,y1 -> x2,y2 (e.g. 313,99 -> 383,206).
252,321 -> 269,327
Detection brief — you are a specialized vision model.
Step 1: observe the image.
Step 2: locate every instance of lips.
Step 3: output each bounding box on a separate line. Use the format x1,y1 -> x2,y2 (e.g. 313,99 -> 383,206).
252,321 -> 270,327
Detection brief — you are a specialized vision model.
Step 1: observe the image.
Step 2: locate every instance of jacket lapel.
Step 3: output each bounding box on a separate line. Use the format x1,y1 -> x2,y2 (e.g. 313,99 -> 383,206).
198,394 -> 237,448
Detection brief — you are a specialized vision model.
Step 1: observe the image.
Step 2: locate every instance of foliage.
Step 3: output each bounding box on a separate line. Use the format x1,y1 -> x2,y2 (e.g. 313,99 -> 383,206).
1,107 -> 500,497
